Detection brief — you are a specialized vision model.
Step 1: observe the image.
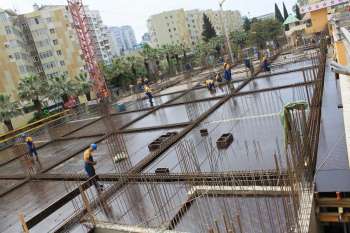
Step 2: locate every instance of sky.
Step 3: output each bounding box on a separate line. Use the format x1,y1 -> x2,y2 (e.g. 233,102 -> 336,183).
0,0 -> 297,42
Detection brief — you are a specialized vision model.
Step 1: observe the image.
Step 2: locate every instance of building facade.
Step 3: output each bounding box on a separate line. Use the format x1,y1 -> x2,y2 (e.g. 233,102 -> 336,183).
0,9 -> 35,98
23,5 -> 86,80
141,32 -> 151,45
84,6 -> 113,64
109,25 -> 137,56
147,8 -> 242,48
0,4 -> 114,100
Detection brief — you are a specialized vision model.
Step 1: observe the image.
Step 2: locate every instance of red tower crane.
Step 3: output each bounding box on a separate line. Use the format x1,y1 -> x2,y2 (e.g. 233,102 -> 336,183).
67,0 -> 109,98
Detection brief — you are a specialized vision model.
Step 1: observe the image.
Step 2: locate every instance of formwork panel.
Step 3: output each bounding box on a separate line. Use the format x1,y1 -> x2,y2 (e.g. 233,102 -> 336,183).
0,137 -> 100,175
48,128 -> 184,174
126,100 -> 219,129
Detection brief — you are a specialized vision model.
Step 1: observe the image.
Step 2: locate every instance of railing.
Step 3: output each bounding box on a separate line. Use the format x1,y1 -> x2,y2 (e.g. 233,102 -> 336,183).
0,110 -> 70,145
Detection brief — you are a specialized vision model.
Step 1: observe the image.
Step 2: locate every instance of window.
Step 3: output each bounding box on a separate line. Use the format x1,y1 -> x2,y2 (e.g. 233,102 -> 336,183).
56,50 -> 62,56
188,24 -> 190,27
173,28 -> 176,31
53,39 -> 58,45
60,60 -> 65,66
46,17 -> 52,23
34,18 -> 39,24
49,28 -> 55,34
19,65 -> 26,73
14,52 -> 20,60
168,29 -> 171,32
5,26 -> 11,34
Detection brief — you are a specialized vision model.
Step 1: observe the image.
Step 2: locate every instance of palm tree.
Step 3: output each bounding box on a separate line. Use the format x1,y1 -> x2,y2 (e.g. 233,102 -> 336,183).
0,94 -> 22,131
75,72 -> 93,101
18,75 -> 48,112
48,75 -> 79,103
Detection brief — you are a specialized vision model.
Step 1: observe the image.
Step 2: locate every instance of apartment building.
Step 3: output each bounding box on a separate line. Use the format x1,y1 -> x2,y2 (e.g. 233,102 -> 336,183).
85,7 -> 113,64
109,25 -> 137,56
23,5 -> 85,80
147,8 -> 242,48
147,9 -> 191,48
0,9 -> 36,98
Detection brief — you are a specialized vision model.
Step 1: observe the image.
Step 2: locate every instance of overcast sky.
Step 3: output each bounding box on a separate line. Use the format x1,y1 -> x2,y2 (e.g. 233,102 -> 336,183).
1,0 -> 296,42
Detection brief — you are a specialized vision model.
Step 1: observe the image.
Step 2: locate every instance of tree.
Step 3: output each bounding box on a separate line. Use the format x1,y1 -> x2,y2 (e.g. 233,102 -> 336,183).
242,16 -> 251,32
275,3 -> 284,23
209,36 -> 224,58
230,30 -> 248,49
18,75 -> 48,112
294,4 -> 302,20
47,75 -> 79,103
0,94 -> 22,131
283,2 -> 289,20
249,19 -> 283,49
75,72 -> 93,101
202,13 -> 217,42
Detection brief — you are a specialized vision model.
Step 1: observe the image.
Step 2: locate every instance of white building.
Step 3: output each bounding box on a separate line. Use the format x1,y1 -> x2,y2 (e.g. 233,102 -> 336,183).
109,25 -> 137,56
84,6 -> 113,64
147,8 -> 242,48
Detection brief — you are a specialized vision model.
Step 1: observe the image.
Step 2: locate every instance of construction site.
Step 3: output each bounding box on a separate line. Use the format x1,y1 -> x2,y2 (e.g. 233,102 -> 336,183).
1,38 -> 347,233
1,1 -> 350,233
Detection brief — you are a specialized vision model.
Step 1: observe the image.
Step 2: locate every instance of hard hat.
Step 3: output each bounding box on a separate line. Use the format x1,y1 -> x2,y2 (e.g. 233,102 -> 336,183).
91,144 -> 97,150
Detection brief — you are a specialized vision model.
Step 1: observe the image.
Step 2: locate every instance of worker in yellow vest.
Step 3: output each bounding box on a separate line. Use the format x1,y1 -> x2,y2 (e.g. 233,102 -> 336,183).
205,77 -> 215,91
22,133 -> 39,162
144,84 -> 154,106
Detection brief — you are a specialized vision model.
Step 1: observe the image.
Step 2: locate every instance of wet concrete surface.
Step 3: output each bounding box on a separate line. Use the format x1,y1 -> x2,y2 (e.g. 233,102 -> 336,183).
48,128 -> 184,174
144,115 -> 286,173
159,84 -> 191,95
242,71 -> 306,92
0,142 -> 46,166
116,92 -> 182,111
127,100 -> 219,129
172,87 -> 227,104
205,85 -> 313,123
175,196 -> 287,233
315,61 -> 349,192
0,50 -> 338,232
68,111 -> 147,137
0,179 -> 24,193
144,86 -> 312,173
94,183 -> 188,228
0,180 -> 85,233
0,137 -> 100,175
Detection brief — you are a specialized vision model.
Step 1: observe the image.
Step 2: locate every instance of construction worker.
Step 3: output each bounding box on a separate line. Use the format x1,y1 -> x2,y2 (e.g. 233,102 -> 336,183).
262,55 -> 271,72
215,72 -> 223,83
223,59 -> 234,90
22,133 -> 39,162
205,77 -> 215,91
83,143 -> 103,191
144,84 -> 154,106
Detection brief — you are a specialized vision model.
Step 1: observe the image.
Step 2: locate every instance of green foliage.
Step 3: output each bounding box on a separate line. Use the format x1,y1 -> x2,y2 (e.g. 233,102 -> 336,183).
283,2 -> 289,20
242,16 -> 251,32
0,94 -> 22,130
74,72 -> 93,96
18,75 -> 48,112
230,30 -> 248,49
275,3 -> 284,23
103,56 -> 147,89
202,13 -> 217,42
47,75 -> 79,103
249,19 -> 283,49
295,4 -> 302,20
